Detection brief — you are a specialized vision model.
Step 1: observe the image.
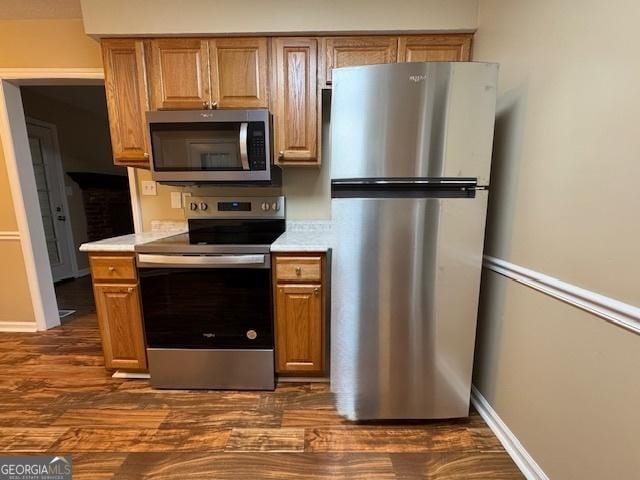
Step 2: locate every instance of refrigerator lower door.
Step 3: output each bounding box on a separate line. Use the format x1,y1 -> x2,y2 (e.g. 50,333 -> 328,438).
330,191 -> 488,420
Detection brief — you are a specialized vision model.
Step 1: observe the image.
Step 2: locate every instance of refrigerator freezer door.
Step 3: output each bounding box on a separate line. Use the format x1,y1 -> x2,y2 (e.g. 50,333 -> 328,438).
330,191 -> 488,419
330,62 -> 498,185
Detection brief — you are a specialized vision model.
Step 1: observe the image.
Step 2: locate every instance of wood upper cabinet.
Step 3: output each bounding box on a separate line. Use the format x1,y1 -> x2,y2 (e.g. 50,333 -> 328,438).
93,283 -> 147,371
209,37 -> 268,108
398,34 -> 472,62
90,253 -> 146,371
101,39 -> 150,166
274,255 -> 325,375
322,36 -> 398,85
149,38 -> 210,109
272,37 -> 318,164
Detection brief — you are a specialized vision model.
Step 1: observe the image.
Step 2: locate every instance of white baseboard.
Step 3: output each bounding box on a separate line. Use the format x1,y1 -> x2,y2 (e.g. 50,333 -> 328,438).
471,385 -> 549,480
483,255 -> 640,335
112,371 -> 150,379
0,321 -> 38,332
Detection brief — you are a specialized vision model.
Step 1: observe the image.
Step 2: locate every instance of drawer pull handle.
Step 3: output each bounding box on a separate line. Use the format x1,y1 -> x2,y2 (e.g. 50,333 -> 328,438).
313,287 -> 320,295
295,267 -> 302,276
108,266 -> 116,272
127,287 -> 133,293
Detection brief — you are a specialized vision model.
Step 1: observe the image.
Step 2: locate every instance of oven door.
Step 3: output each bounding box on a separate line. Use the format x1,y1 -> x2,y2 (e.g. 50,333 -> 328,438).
138,253 -> 274,390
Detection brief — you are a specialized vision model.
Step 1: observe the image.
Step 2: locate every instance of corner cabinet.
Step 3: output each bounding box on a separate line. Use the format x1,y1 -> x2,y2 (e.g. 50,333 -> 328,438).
273,254 -> 326,376
89,253 -> 147,371
101,39 -> 151,167
271,37 -> 318,165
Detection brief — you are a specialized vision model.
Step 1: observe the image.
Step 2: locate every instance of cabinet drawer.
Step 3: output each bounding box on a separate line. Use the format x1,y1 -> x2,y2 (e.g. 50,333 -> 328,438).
275,256 -> 322,282
90,255 -> 137,282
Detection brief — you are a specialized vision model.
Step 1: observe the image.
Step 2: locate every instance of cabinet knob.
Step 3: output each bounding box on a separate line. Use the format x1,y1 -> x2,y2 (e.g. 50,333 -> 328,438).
108,266 -> 115,272
295,267 -> 302,276
211,101 -> 218,109
202,101 -> 208,109
278,151 -> 285,159
313,287 -> 320,296
127,287 -> 133,293
143,152 -> 149,158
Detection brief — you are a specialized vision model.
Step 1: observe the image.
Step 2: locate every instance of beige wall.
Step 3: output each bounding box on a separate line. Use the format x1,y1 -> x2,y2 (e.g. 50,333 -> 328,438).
82,0 -> 478,36
473,1 -> 640,478
0,19 -> 102,324
21,87 -> 119,271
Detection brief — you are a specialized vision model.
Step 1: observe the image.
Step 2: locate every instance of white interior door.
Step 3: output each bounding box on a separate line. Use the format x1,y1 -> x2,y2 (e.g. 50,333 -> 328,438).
27,121 -> 75,283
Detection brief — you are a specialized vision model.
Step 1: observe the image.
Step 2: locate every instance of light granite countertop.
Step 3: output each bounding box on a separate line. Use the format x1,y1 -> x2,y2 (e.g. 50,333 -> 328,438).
79,221 -> 187,253
79,220 -> 332,253
271,221 -> 333,253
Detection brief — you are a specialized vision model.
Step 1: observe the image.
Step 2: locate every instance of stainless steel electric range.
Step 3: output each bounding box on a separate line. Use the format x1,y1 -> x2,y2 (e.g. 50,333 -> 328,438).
135,196 -> 285,390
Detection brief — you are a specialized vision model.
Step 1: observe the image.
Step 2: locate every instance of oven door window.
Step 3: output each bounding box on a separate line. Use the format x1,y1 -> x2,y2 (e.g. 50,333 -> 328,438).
140,268 -> 273,349
150,123 -> 243,171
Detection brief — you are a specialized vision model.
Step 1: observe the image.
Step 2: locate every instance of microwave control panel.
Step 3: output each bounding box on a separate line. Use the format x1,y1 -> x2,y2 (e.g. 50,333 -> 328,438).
248,124 -> 267,171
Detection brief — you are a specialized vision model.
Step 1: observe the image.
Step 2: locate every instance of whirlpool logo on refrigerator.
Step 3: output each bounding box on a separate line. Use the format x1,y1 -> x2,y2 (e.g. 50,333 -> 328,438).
409,74 -> 429,83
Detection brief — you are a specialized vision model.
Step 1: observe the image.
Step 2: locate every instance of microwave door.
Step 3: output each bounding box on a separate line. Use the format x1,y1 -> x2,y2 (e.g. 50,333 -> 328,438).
239,122 -> 249,170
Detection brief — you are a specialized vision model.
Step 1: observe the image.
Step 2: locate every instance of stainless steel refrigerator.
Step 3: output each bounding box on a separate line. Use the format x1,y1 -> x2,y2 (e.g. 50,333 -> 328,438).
330,61 -> 498,420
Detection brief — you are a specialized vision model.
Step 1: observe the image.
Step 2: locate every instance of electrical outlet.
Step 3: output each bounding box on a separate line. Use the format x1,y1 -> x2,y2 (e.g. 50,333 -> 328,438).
142,180 -> 157,196
170,191 -> 182,209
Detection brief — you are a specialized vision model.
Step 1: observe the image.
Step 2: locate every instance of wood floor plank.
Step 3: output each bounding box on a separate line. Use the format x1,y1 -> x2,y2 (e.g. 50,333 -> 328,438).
281,409 -> 351,427
70,453 -> 128,480
53,408 -> 170,429
115,452 -> 396,479
51,427 -> 231,452
160,408 -> 282,429
0,427 -> 69,452
305,426 -> 476,453
390,452 -> 525,479
226,428 -> 305,452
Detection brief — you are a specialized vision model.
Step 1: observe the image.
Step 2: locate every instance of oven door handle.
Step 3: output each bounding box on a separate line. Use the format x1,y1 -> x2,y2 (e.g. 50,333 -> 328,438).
137,253 -> 267,268
239,122 -> 249,170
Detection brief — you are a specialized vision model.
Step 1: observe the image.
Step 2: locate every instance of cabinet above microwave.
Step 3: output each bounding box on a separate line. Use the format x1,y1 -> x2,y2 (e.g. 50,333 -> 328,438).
146,109 -> 280,185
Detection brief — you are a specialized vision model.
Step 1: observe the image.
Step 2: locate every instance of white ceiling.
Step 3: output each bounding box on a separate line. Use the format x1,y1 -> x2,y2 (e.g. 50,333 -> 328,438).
0,0 -> 82,19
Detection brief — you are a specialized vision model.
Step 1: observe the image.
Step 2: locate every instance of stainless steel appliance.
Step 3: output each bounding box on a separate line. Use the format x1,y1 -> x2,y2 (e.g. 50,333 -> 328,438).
135,196 -> 285,390
330,62 -> 498,420
147,109 -> 280,184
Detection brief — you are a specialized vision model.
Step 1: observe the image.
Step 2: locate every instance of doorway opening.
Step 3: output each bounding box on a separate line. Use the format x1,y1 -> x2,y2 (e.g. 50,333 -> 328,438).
21,85 -> 134,321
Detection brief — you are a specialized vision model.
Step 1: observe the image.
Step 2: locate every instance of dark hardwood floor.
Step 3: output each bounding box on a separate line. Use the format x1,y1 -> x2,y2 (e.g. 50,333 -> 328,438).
1,283 -> 523,479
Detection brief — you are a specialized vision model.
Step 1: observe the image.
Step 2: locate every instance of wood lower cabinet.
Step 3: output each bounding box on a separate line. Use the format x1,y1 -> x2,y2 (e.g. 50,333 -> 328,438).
209,37 -> 269,108
398,34 -> 472,62
101,39 -> 150,167
149,38 -> 211,110
272,37 -> 318,164
273,254 -> 326,375
322,36 -> 398,85
90,253 -> 147,371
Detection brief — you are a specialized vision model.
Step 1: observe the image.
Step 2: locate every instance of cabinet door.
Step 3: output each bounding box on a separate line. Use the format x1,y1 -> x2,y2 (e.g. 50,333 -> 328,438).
323,36 -> 398,85
101,39 -> 150,167
275,284 -> 323,374
272,37 -> 318,164
149,38 -> 210,110
209,37 -> 268,108
398,34 -> 472,62
94,283 -> 147,370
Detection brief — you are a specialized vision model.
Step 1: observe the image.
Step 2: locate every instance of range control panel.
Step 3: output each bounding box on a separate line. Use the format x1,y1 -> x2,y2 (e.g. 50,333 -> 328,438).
186,196 -> 285,219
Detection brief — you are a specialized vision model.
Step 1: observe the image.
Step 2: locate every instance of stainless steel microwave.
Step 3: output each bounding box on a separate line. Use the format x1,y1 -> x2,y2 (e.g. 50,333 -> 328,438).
146,109 -> 279,184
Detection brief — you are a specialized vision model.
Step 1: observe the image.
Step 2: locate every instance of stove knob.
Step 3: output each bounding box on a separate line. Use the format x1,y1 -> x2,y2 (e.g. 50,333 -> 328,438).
200,202 -> 208,211
261,202 -> 270,211
189,202 -> 198,211
271,201 -> 280,212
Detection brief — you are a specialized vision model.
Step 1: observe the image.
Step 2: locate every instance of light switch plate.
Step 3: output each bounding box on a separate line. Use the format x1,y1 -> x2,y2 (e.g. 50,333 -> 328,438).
170,191 -> 182,209
142,180 -> 157,196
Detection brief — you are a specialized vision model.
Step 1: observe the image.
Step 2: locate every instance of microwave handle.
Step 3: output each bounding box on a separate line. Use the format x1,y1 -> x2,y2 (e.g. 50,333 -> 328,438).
239,122 -> 249,170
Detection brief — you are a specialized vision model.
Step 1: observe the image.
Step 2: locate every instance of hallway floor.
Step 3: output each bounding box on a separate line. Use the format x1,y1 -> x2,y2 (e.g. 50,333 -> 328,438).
0,285 -> 524,478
